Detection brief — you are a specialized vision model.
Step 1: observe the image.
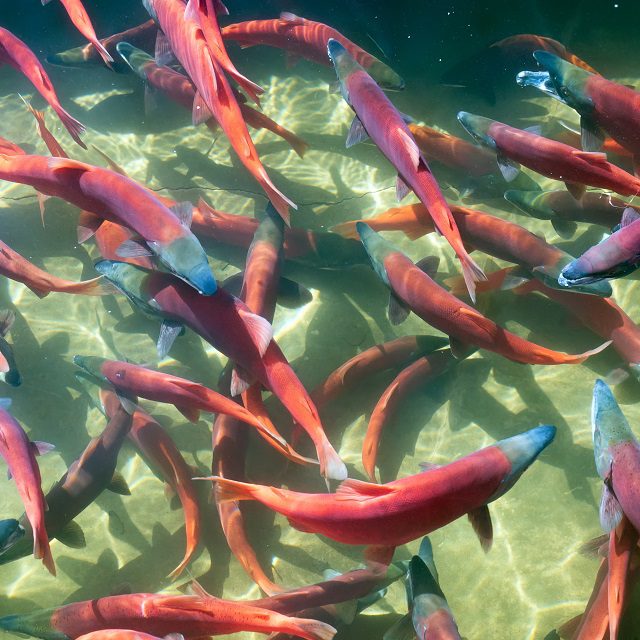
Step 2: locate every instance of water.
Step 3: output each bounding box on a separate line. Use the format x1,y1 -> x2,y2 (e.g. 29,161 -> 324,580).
0,1 -> 640,639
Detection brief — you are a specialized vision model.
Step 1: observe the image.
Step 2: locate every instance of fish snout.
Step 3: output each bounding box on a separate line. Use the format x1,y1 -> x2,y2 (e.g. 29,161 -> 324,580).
326,38 -> 348,64
189,263 -> 218,296
491,425 -> 556,500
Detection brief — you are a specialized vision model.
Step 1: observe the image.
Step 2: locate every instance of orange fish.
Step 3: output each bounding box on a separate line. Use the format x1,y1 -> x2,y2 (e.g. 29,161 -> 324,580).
0,27 -> 85,147
144,0 -> 295,224
42,0 -> 114,68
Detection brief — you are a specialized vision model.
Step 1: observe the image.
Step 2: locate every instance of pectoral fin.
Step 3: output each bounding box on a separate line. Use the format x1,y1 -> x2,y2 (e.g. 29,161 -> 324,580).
600,482 -> 624,532
157,321 -> 184,359
580,116 -> 604,152
551,219 -> 578,238
387,292 -> 410,325
346,115 -> 369,148
497,153 -> 520,182
468,504 -> 493,551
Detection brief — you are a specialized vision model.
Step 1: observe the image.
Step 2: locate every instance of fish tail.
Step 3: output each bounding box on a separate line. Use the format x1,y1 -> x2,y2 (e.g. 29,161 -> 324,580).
565,340 -> 612,364
329,221 -> 359,239
318,440 -> 347,483
92,40 -> 115,69
285,132 -> 310,159
209,477 -> 257,503
53,276 -> 118,296
256,167 -> 296,226
53,107 -> 87,149
460,254 -> 487,304
34,530 -> 56,576
288,618 -> 337,640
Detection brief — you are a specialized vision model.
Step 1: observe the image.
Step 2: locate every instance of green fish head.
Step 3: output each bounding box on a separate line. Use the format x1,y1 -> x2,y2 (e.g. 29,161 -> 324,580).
151,236 -> 217,295
0,519 -> 24,554
253,203 -> 285,248
72,355 -> 110,387
456,111 -> 497,150
533,255 -> 613,297
592,379 -> 636,478
366,59 -> 405,91
95,259 -> 169,323
490,425 -> 556,501
356,222 -> 400,287
327,39 -> 363,103
504,190 -> 556,220
116,42 -> 153,78
533,51 -> 593,114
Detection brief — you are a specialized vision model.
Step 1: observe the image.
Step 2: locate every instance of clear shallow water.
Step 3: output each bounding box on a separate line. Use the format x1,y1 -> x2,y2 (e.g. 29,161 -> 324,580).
0,5 -> 640,640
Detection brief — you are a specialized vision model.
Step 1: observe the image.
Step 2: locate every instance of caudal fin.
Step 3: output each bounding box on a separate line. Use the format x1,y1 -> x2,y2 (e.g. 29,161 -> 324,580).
563,340 -> 613,364
201,476 -> 258,503
33,529 -> 56,576
287,618 -> 336,640
329,221 -> 359,239
92,40 -> 115,69
460,255 -> 487,304
53,107 -> 87,149
319,441 -> 348,483
52,276 -> 119,296
284,132 -> 310,158
256,167 -> 296,226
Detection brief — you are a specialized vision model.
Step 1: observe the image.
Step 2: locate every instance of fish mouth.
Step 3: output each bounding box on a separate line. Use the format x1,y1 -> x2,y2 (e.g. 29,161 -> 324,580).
187,263 -> 218,296
326,38 -> 347,65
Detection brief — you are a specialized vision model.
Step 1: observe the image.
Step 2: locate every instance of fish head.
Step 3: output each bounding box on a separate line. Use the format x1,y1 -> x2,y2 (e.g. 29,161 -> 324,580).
327,39 -> 362,102
73,355 -> 110,387
150,236 -> 217,295
2,368 -> 21,387
516,70 -> 562,101
533,51 -> 593,114
456,112 -> 497,150
253,203 -> 285,248
142,0 -> 158,21
489,425 -> 556,501
628,363 -> 640,383
0,519 -> 24,554
504,190 -> 556,220
116,42 -> 153,78
533,255 -> 613,297
356,222 -> 399,286
366,59 -> 405,91
412,595 -> 455,637
592,379 -> 637,478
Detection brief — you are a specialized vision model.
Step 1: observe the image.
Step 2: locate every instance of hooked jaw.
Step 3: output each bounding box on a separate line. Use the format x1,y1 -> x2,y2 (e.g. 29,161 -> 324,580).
356,222 -> 397,286
456,112 -> 496,150
72,355 -> 110,386
116,42 -> 152,77
157,237 -> 218,295
489,425 -> 556,501
533,50 -> 593,112
0,519 -> 24,553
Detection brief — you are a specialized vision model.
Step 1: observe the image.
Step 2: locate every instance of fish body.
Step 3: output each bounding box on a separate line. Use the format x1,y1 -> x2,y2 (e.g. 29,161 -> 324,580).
213,413 -> 282,594
535,51 -> 640,162
189,0 -> 263,104
502,275 -> 640,374
108,393 -> 200,579
44,0 -> 113,68
408,124 -> 497,177
0,27 -> 85,147
47,20 -> 157,71
358,224 -> 609,364
0,593 -> 336,640
92,261 -> 346,481
0,404 -> 54,574
328,40 -> 484,299
76,632 -> 169,640
335,202 -> 611,296
144,0 -> 294,223
592,379 -> 640,534
116,43 -> 307,157
0,402 -> 131,568
363,349 -> 457,482
0,154 -> 216,294
458,112 -> 640,198
221,13 -> 404,90
405,539 -> 462,640
241,204 -> 285,322
505,189 -> 624,230
210,425 -> 555,547
193,200 -> 367,268
311,335 -> 448,409
559,213 -> 640,286
73,357 -> 276,443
